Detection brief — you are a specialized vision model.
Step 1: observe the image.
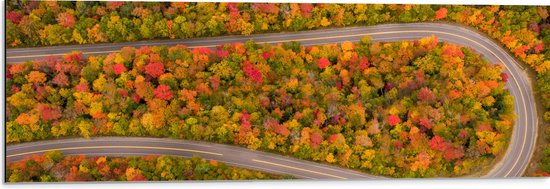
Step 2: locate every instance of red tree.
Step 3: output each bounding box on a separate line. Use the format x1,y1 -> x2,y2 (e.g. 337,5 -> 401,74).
534,42 -> 545,53
435,7 -> 448,20
253,3 -> 279,14
37,104 -> 62,122
75,82 -> 90,93
273,123 -> 290,136
6,65 -> 13,79
145,62 -> 165,78
429,136 -> 447,151
119,89 -> 129,98
300,3 -> 313,17
132,94 -> 141,103
265,118 -> 289,136
444,146 -> 465,161
358,56 -> 369,71
64,52 -> 83,63
154,84 -> 173,100
240,111 -> 251,131
106,2 -> 125,10
113,63 -> 127,75
262,50 -> 275,60
52,72 -> 69,87
57,12 -> 76,28
443,45 -> 465,58
192,47 -> 212,55
327,134 -> 338,143
388,114 -> 401,126
310,132 -> 323,148
215,49 -> 229,58
418,117 -> 432,129
317,57 -> 331,69
7,11 -> 23,24
210,76 -> 221,90
227,2 -> 240,13
242,61 -> 263,84
336,81 -> 342,91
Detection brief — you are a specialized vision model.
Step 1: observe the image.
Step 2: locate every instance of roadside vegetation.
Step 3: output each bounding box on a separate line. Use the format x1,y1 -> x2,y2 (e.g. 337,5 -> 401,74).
6,35 -> 515,177
6,151 -> 284,182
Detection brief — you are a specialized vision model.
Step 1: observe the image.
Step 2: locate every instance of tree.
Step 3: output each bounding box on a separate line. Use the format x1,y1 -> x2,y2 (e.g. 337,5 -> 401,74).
317,57 -> 331,69
113,63 -> 127,75
145,62 -> 165,78
388,114 -> 401,126
77,120 -> 93,138
242,61 -> 263,84
300,4 -> 313,17
418,87 -> 435,103
125,167 -> 147,181
410,152 -> 432,172
87,24 -> 108,43
154,84 -> 173,101
25,71 -> 47,84
435,7 -> 448,20
6,20 -> 23,47
52,72 -> 69,87
240,111 -> 252,131
341,41 -> 355,51
18,15 -> 43,46
75,81 -> 90,93
310,132 -> 323,148
429,136 -> 446,151
56,12 -> 76,28
7,11 -> 23,24
444,146 -> 465,161
37,104 -> 62,122
534,43 -> 545,53
253,3 -> 279,14
39,24 -> 71,45
65,166 -> 93,181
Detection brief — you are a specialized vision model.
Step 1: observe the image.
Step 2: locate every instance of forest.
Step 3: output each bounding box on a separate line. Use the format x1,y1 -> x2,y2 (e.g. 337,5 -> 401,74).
5,1 -> 548,178
6,151 -> 284,182
5,4 -> 550,175
6,35 -> 515,177
4,2 -> 549,76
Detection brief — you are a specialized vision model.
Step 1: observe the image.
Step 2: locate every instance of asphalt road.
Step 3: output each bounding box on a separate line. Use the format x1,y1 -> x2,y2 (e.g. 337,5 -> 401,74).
6,23 -> 538,178
6,137 -> 380,180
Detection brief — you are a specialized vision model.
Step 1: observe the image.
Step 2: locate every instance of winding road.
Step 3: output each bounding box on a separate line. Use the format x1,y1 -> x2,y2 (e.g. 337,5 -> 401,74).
6,23 -> 538,179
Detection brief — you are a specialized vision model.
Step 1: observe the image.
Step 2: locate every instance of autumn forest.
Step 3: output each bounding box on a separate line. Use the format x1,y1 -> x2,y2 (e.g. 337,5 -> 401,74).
5,1 -> 550,181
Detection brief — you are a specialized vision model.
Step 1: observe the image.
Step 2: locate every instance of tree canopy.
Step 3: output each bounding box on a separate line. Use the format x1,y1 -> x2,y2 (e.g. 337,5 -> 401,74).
6,151 -> 285,182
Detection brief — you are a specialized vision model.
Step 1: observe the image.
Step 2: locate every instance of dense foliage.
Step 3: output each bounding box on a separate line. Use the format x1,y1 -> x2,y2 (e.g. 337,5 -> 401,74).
7,1 -> 550,177
6,36 -> 514,177
4,2 -> 549,79
6,151 -> 283,182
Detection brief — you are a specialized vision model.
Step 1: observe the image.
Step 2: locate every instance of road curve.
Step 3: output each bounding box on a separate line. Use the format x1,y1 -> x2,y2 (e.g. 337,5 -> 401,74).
6,137 -> 381,180
6,23 -> 538,178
